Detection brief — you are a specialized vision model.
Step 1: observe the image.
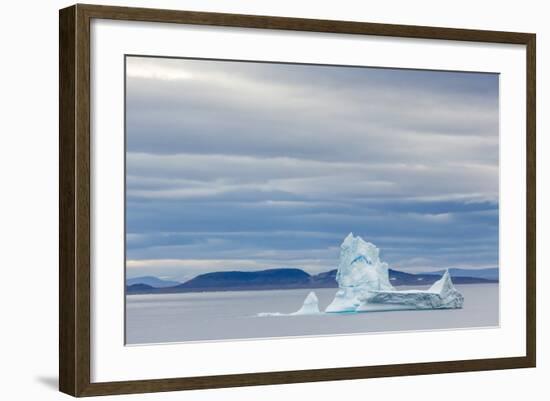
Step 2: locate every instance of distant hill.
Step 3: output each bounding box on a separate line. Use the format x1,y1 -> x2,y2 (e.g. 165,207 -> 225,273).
126,276 -> 180,288
175,268 -> 311,291
126,283 -> 155,293
126,267 -> 498,294
309,269 -> 337,287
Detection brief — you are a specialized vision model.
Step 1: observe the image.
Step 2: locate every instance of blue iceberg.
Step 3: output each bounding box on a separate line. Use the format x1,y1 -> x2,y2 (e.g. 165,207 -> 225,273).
259,233 -> 464,317
326,234 -> 464,313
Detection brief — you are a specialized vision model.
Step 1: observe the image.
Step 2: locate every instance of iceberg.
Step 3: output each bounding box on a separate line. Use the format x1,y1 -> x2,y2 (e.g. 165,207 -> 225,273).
326,233 -> 463,313
258,233 -> 463,317
325,233 -> 394,312
291,291 -> 321,315
258,291 -> 320,317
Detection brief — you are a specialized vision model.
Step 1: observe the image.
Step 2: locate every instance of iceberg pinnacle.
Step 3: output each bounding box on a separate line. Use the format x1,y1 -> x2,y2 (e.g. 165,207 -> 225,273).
291,291 -> 321,315
337,233 -> 394,290
326,233 -> 394,312
257,291 -> 320,317
428,269 -> 464,308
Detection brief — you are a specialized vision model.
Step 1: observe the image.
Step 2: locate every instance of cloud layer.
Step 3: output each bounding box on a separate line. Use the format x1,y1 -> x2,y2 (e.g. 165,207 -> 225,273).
125,56 -> 499,281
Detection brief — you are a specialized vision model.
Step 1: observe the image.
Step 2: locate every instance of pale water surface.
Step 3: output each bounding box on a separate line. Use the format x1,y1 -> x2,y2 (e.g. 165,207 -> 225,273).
126,284 -> 499,344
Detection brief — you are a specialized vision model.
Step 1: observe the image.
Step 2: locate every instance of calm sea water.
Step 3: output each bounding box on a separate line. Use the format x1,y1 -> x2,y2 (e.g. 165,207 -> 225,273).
125,284 -> 499,345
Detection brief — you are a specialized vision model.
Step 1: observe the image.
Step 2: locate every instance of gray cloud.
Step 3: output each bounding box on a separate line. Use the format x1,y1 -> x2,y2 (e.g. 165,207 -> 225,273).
125,56 -> 499,280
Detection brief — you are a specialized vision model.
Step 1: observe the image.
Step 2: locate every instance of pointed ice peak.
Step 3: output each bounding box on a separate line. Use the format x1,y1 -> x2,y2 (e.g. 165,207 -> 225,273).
339,233 -> 381,266
303,291 -> 318,305
429,269 -> 454,295
342,232 -> 355,247
259,291 -> 321,317
291,291 -> 320,315
331,233 -> 394,296
341,233 -> 379,257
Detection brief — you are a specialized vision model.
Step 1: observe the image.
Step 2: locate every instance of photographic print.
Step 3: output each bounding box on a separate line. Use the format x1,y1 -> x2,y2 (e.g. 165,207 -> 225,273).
124,56 -> 499,345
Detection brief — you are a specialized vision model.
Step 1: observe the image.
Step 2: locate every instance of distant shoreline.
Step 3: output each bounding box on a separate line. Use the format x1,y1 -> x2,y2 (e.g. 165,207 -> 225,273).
126,267 -> 498,295
126,281 -> 499,296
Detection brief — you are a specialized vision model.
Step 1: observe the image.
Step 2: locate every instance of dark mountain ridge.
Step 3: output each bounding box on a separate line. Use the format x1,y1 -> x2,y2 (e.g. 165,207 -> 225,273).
176,268 -> 311,291
126,267 -> 498,294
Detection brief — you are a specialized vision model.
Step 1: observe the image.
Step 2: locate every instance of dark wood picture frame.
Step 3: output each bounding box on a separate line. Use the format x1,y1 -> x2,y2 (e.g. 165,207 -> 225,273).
59,3 -> 536,397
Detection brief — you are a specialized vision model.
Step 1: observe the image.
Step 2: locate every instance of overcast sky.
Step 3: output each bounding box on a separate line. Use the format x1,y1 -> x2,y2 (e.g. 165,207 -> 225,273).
125,56 -> 499,282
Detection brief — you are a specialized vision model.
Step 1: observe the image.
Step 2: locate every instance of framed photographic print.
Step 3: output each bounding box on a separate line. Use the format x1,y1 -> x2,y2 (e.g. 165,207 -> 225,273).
59,4 -> 536,397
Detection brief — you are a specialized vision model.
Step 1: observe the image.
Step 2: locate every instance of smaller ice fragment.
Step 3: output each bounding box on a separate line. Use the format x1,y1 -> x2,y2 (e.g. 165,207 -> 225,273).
291,291 -> 321,315
257,312 -> 283,317
257,291 -> 321,317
